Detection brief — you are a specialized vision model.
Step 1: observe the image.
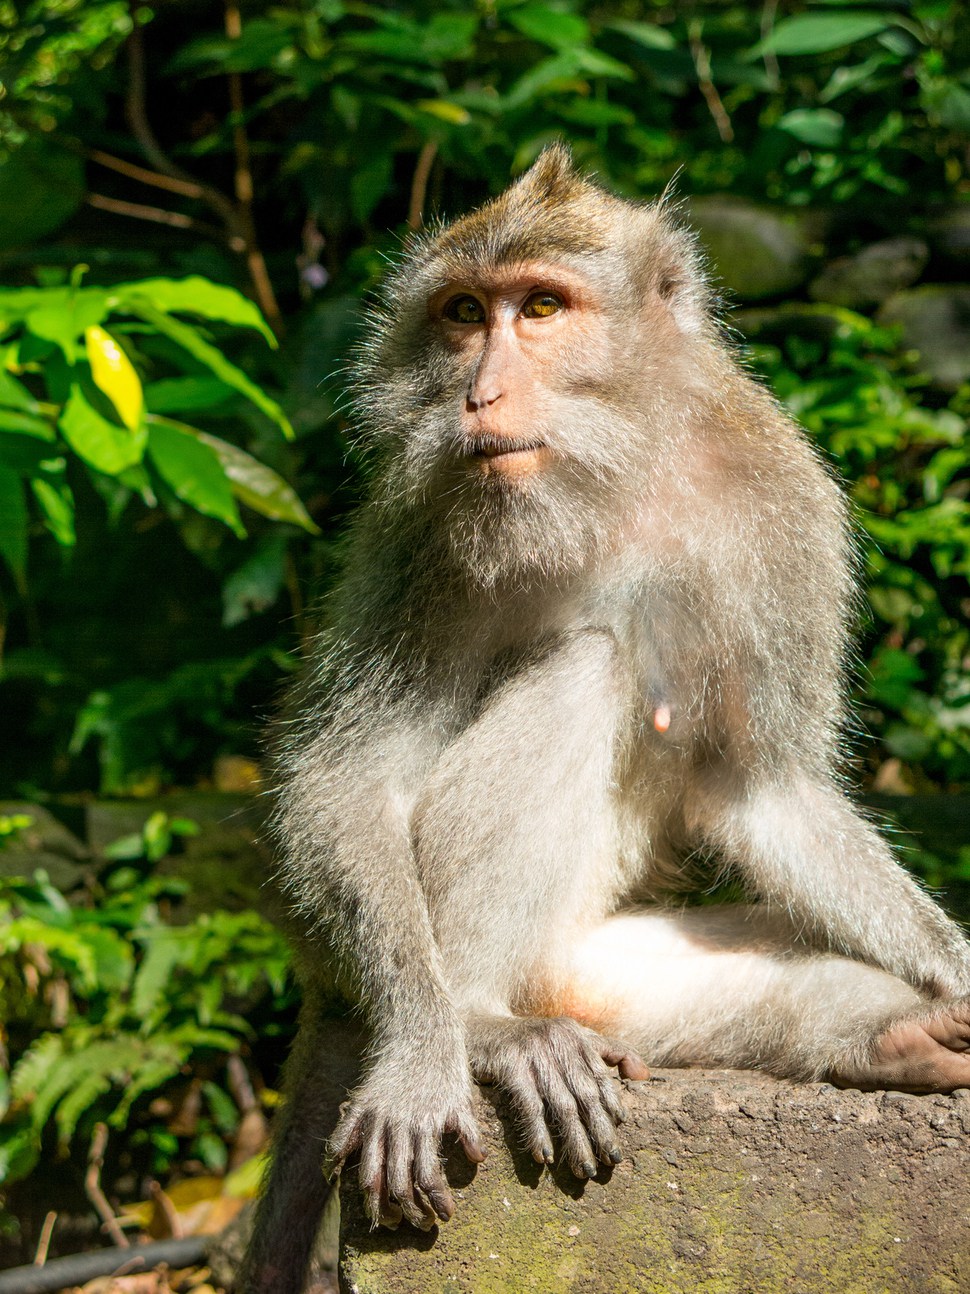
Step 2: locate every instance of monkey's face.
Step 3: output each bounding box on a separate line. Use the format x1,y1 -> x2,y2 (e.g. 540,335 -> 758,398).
427,260 -> 622,484
351,150 -> 715,584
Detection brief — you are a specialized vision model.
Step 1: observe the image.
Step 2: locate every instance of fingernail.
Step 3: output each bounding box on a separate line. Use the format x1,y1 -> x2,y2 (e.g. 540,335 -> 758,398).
609,1148 -> 622,1164
582,1160 -> 596,1178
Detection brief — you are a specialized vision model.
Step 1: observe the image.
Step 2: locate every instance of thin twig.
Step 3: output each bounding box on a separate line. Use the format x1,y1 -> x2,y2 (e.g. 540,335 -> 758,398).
86,193 -> 225,239
33,1212 -> 56,1266
760,0 -> 781,91
85,1124 -> 129,1249
227,1053 -> 258,1113
88,148 -> 206,200
224,0 -> 284,336
407,139 -> 439,230
149,1181 -> 183,1240
688,21 -> 734,143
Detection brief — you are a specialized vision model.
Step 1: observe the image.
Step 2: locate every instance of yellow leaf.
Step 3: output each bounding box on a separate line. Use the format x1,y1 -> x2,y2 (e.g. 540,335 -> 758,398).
84,325 -> 144,431
416,99 -> 471,125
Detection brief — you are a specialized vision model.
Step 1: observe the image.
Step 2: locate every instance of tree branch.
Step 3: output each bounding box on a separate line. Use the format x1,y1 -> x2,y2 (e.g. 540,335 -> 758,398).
407,139 -> 439,231
688,22 -> 734,144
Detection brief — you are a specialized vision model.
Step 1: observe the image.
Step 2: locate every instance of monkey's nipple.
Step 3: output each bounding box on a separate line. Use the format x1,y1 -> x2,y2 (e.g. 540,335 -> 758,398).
653,704 -> 672,735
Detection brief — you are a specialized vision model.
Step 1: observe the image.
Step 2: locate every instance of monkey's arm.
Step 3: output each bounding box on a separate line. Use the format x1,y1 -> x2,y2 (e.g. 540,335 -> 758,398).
688,774 -> 970,999
274,705 -> 485,1230
413,630 -> 648,1177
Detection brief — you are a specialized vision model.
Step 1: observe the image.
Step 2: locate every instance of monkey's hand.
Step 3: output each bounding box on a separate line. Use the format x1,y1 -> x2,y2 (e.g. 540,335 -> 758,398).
467,1015 -> 649,1178
325,1063 -> 486,1231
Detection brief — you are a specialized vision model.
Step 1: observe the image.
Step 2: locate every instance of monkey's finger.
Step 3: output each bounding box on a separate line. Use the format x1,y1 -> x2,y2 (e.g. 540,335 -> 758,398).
540,1068 -> 598,1179
599,1041 -> 650,1082
450,1111 -> 488,1165
358,1125 -> 400,1231
325,1107 -> 365,1173
509,1077 -> 556,1164
569,1079 -> 622,1165
414,1134 -> 455,1223
385,1128 -> 432,1231
558,1066 -> 618,1169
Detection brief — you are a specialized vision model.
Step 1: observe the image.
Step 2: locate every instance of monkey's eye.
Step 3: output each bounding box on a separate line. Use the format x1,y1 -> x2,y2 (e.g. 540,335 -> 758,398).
444,295 -> 486,324
521,292 -> 563,319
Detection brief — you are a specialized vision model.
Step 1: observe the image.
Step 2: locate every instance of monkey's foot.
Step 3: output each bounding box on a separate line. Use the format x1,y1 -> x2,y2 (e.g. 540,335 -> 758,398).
467,1015 -> 649,1178
834,1000 -> 970,1094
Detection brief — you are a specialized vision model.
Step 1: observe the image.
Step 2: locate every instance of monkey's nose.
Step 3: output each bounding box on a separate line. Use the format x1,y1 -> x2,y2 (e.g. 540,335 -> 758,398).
466,388 -> 503,412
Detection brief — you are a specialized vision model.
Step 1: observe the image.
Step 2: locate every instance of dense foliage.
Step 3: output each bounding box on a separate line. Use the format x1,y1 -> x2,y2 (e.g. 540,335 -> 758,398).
1,0 -> 968,793
0,811 -> 294,1217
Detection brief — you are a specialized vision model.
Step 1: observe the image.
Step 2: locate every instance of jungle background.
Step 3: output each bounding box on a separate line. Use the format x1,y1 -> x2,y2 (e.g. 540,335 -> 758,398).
0,0 -> 969,1282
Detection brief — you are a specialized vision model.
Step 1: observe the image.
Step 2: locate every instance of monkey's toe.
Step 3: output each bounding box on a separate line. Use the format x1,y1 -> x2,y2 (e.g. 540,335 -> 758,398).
836,1002 -> 970,1093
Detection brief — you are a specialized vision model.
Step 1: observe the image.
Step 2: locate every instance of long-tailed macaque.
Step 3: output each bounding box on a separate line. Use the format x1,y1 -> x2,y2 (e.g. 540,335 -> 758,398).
241,147 -> 970,1292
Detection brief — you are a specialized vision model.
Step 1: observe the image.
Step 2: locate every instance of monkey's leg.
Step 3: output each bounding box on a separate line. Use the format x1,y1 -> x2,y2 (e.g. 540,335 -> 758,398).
686,776 -> 970,999
415,630 -> 649,1178
239,997 -> 346,1294
556,906 -> 970,1091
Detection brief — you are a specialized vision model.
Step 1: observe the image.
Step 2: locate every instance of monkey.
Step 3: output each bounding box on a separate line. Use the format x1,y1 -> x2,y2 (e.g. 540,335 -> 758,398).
240,146 -> 970,1293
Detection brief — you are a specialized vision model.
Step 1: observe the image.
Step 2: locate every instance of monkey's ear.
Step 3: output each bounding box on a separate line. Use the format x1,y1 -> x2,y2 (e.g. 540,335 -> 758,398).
513,143 -> 583,205
649,218 -> 713,337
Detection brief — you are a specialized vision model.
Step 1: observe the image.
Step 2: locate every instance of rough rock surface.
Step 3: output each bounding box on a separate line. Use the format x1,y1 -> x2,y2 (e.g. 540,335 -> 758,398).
339,1069 -> 970,1294
879,285 -> 970,390
687,197 -> 825,301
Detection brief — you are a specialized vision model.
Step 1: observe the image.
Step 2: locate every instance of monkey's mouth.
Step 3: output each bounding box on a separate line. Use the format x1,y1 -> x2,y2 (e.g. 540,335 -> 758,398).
464,436 -> 549,462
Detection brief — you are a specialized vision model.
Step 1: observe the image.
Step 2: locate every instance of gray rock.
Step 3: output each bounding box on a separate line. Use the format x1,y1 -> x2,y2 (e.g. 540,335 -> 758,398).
339,1067 -> 970,1293
0,802 -> 88,890
688,196 -> 825,301
927,204 -> 970,266
879,285 -> 970,390
809,237 -> 928,309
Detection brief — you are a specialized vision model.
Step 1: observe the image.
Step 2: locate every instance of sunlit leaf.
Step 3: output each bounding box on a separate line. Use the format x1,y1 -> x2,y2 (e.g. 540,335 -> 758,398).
147,419 -> 245,537
59,387 -> 147,474
415,99 -> 471,126
24,289 -> 109,363
125,302 -> 293,439
115,277 -> 276,346
190,427 -> 319,533
85,326 -> 144,431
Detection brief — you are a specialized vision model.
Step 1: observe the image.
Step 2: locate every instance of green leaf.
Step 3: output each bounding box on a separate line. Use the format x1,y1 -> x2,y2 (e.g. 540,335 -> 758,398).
144,376 -> 236,415
24,289 -> 109,363
59,387 -> 147,474
115,277 -> 276,346
415,99 -> 472,126
0,368 -> 39,412
147,419 -> 245,537
777,108 -> 845,148
191,427 -> 320,533
0,409 -> 56,439
31,478 -> 76,547
222,534 -> 288,627
0,466 -> 27,579
421,13 -> 478,61
754,13 -> 890,57
508,5 -> 590,50
607,19 -> 676,51
0,1125 -> 41,1186
125,302 -> 293,439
